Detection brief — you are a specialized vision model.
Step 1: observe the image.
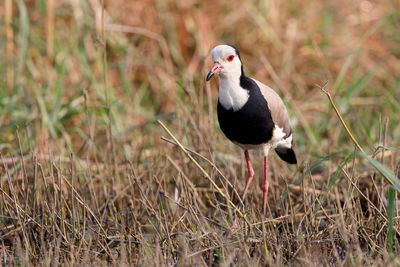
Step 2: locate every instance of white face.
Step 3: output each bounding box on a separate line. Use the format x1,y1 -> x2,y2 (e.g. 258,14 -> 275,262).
210,45 -> 242,78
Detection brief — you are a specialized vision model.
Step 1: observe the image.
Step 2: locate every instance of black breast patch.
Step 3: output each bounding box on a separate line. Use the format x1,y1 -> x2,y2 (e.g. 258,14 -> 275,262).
217,77 -> 275,145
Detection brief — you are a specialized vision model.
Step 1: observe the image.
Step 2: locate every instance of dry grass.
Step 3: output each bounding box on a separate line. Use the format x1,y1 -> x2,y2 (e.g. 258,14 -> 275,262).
1,0 -> 400,265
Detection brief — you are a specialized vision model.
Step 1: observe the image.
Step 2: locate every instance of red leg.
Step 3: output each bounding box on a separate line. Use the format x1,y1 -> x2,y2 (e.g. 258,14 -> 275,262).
242,150 -> 255,201
262,156 -> 269,215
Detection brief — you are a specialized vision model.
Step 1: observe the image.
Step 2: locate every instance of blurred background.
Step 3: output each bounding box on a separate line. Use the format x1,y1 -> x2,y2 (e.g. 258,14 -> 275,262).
1,0 -> 399,160
1,0 -> 400,265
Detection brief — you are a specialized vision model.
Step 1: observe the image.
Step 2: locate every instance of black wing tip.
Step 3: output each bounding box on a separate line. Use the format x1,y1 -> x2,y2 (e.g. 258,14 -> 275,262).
275,148 -> 297,165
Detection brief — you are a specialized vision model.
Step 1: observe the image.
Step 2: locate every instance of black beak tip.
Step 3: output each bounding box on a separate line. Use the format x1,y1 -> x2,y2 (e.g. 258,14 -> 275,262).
206,71 -> 214,82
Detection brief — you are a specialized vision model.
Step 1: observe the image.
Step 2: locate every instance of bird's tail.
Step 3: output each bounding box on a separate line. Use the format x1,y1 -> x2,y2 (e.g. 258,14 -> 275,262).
275,148 -> 297,164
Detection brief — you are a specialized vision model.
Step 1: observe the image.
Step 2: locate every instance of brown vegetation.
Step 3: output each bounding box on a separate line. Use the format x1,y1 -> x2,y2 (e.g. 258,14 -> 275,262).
0,0 -> 399,265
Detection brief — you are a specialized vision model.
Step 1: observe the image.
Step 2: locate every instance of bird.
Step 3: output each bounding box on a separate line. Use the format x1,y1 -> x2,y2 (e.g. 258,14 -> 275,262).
206,44 -> 297,214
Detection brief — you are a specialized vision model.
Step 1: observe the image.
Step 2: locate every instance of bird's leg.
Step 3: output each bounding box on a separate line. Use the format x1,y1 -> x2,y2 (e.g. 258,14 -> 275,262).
242,150 -> 255,201
262,156 -> 269,215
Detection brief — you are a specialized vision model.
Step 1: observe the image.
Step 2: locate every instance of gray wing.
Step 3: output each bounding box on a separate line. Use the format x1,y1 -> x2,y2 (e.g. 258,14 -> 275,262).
252,79 -> 292,138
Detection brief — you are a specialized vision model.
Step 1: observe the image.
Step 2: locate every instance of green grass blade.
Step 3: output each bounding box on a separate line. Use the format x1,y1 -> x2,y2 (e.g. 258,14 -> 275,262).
360,152 -> 400,191
386,186 -> 395,255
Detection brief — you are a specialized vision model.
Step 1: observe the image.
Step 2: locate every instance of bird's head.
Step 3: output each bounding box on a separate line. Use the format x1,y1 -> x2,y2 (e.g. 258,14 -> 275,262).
206,44 -> 243,81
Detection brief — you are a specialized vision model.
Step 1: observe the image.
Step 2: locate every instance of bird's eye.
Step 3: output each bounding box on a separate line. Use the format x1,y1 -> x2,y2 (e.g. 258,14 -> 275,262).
227,55 -> 234,62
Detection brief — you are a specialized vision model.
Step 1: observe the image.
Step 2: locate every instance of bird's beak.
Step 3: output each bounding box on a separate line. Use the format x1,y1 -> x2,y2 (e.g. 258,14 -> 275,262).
206,62 -> 223,81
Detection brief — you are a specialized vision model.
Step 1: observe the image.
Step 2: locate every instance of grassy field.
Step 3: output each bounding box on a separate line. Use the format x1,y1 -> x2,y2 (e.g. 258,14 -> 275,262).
1,0 -> 400,265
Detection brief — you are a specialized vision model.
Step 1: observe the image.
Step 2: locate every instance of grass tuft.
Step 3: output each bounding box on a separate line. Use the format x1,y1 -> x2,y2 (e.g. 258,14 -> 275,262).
0,0 -> 399,265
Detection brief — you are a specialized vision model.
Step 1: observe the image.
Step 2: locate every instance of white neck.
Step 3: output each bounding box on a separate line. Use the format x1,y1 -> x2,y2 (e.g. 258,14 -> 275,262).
218,75 -> 249,111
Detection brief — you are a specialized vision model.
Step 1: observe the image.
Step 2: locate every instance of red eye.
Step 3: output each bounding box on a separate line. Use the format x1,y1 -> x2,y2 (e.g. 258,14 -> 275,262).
227,55 -> 234,62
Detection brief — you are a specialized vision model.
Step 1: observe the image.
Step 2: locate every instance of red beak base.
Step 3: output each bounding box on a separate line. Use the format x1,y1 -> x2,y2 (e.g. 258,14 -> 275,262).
206,62 -> 223,81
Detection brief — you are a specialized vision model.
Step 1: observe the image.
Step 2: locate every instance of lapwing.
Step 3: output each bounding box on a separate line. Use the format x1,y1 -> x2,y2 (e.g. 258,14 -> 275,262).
206,44 -> 297,214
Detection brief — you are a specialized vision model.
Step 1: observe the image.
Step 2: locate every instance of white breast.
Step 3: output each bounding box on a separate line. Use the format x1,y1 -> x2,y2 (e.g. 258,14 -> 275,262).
218,76 -> 249,111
